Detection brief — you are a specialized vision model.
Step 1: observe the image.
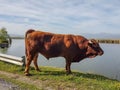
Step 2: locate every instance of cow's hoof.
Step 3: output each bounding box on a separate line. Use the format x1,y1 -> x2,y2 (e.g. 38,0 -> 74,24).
24,73 -> 32,76
66,71 -> 72,75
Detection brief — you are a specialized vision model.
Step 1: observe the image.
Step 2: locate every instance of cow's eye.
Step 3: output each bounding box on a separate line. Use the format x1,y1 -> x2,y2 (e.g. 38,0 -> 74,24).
93,44 -> 97,47
89,43 -> 97,49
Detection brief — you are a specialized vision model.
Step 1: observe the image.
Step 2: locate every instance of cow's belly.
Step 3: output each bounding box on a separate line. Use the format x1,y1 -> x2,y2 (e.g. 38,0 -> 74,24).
39,47 -> 62,59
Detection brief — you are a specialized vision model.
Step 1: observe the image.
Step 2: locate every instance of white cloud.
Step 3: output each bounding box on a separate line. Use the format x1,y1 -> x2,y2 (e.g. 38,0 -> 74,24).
0,0 -> 120,34
0,21 -> 41,35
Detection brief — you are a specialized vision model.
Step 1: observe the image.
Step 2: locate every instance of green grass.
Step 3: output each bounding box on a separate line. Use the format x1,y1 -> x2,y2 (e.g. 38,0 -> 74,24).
0,61 -> 120,90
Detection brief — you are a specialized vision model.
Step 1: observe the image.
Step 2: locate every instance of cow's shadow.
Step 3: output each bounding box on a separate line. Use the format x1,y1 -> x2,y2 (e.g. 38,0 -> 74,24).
30,67 -> 66,76
41,71 -> 111,80
29,67 -> 113,81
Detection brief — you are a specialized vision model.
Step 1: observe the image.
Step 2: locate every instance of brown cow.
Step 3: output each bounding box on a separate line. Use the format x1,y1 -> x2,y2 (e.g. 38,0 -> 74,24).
24,29 -> 104,76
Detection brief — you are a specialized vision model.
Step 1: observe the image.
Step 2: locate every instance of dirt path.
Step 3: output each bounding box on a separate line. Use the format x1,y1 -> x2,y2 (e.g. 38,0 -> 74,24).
0,78 -> 19,90
0,71 -> 52,90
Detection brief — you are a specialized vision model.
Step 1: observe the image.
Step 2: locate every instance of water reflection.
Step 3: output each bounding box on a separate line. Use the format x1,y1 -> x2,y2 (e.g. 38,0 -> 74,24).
0,48 -> 8,54
0,37 -> 12,53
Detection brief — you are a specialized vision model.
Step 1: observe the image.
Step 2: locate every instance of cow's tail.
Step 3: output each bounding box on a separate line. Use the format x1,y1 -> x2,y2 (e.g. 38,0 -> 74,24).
25,29 -> 35,38
25,29 -> 35,59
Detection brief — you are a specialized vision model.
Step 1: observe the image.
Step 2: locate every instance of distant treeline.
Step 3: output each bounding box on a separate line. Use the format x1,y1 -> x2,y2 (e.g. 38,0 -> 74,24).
96,39 -> 120,44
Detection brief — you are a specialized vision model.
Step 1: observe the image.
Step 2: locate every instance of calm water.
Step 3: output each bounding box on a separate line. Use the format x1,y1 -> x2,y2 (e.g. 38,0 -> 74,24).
1,39 -> 120,80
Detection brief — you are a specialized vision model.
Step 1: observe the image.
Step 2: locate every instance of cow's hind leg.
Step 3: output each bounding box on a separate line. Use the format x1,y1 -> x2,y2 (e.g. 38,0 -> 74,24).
24,55 -> 33,76
33,53 -> 41,72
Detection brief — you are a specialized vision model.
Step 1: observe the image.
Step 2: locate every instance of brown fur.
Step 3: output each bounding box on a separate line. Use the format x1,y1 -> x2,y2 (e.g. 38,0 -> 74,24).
24,29 -> 104,76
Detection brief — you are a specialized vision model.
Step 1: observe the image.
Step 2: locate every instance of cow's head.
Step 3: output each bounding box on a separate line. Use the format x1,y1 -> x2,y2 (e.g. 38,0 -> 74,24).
86,39 -> 104,58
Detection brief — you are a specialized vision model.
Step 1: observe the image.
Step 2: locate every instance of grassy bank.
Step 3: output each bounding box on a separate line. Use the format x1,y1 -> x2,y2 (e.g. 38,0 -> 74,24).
0,61 -> 120,90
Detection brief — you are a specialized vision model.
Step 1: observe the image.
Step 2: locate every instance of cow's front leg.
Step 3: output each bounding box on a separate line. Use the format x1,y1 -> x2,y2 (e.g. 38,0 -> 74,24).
33,53 -> 41,72
65,60 -> 72,74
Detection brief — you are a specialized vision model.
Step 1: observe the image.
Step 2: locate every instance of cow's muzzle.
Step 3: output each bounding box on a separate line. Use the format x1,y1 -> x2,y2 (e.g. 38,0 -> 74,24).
98,50 -> 104,56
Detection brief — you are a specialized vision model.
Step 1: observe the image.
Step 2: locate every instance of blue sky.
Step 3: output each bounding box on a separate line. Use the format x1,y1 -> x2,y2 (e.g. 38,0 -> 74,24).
0,0 -> 120,35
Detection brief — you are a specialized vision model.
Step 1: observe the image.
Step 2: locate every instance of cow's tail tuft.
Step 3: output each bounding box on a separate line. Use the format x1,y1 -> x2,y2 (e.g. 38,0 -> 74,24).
25,29 -> 35,60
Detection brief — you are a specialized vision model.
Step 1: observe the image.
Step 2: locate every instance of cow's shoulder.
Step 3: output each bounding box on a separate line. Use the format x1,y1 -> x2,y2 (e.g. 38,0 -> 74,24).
75,35 -> 88,43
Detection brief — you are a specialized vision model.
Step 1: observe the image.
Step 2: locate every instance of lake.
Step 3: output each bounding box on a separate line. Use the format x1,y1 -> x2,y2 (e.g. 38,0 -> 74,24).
0,39 -> 120,81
